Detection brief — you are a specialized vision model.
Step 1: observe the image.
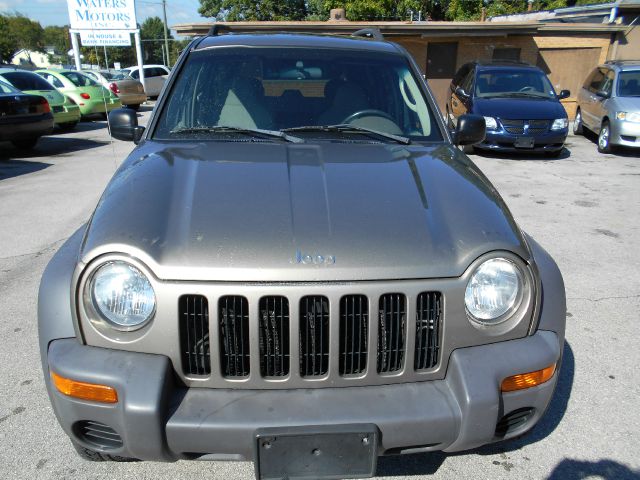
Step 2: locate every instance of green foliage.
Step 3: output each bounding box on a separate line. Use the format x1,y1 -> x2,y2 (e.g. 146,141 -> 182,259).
0,15 -> 18,63
198,0 -> 307,21
0,13 -> 44,61
43,25 -> 70,55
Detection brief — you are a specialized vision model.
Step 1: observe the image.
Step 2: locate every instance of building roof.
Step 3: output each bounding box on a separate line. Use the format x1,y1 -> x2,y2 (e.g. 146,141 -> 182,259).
173,20 -> 627,38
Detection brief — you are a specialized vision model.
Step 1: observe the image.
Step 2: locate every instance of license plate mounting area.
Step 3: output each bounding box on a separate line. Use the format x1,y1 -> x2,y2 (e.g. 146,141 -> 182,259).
255,424 -> 378,480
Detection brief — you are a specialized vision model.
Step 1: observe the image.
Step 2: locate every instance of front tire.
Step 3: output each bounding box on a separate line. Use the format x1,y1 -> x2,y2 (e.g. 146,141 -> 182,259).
59,121 -> 78,131
71,440 -> 137,462
597,120 -> 613,154
573,109 -> 583,135
11,138 -> 38,149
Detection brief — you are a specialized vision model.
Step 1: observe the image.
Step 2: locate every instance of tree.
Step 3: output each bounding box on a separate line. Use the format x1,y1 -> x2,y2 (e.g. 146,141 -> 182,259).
0,13 -> 43,62
198,0 -> 307,21
141,16 -> 172,65
0,15 -> 18,63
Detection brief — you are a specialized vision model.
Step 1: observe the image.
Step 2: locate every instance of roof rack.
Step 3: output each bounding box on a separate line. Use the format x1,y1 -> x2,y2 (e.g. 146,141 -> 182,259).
207,24 -> 231,36
352,28 -> 384,41
605,59 -> 640,65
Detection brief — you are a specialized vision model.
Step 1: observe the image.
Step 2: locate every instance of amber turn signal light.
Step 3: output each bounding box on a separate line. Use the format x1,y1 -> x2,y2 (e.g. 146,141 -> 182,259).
50,371 -> 118,404
501,364 -> 556,393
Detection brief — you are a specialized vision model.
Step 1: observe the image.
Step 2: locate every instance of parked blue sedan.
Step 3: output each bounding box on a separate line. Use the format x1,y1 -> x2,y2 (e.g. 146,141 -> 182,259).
446,61 -> 570,157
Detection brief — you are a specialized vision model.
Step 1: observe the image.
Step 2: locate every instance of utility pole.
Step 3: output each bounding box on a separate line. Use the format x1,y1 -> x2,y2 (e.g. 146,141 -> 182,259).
162,0 -> 171,66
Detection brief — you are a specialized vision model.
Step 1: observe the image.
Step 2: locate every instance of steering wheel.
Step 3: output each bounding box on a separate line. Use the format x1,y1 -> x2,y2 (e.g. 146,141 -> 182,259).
519,86 -> 536,92
342,109 -> 396,125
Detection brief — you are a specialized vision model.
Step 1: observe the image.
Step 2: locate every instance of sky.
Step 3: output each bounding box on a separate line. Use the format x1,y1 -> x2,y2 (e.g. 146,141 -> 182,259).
0,0 -> 206,32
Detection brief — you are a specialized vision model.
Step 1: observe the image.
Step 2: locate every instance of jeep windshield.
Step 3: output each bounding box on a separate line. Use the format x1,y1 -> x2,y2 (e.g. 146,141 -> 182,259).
475,69 -> 556,99
153,47 -> 442,143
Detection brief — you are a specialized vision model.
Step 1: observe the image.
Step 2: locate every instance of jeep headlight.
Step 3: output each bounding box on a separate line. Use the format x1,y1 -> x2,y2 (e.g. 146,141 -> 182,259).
89,261 -> 156,330
465,258 -> 524,324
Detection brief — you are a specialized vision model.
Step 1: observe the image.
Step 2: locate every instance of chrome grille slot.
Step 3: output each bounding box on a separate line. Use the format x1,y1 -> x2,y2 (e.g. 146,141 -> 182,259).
179,295 -> 211,376
339,295 -> 368,376
501,119 -> 524,134
299,296 -> 329,377
219,296 -> 250,377
259,296 -> 290,377
414,292 -> 442,370
377,294 -> 406,373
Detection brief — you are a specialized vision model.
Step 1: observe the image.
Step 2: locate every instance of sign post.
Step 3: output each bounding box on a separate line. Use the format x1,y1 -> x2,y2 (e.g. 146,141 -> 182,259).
66,0 -> 145,92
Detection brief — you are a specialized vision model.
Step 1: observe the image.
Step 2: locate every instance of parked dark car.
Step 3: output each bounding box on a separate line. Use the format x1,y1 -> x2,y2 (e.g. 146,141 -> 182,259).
0,80 -> 53,149
446,61 -> 570,156
39,30 -> 565,480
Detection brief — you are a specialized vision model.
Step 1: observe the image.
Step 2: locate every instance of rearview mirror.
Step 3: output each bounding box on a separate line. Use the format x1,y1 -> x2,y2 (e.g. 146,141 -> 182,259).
108,108 -> 145,143
558,89 -> 570,100
454,114 -> 485,146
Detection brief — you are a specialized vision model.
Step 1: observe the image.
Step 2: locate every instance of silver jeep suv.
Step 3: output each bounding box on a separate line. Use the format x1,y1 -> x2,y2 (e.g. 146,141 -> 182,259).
38,28 -> 565,480
574,60 -> 640,153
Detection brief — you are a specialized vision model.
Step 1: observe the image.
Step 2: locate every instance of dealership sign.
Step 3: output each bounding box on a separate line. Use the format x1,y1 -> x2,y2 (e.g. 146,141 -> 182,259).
79,30 -> 132,46
67,0 -> 137,30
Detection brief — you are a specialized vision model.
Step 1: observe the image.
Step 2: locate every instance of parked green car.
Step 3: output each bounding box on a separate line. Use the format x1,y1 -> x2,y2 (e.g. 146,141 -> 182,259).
36,69 -> 121,117
0,67 -> 81,129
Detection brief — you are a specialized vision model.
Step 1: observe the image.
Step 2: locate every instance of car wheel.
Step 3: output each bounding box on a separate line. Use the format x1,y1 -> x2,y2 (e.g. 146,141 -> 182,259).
70,440 -> 137,462
461,144 -> 475,154
573,109 -> 583,135
597,120 -> 613,154
11,138 -> 38,149
59,121 -> 78,131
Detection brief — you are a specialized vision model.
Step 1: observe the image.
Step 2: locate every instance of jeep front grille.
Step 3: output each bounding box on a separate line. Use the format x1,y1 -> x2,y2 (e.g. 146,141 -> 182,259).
299,296 -> 330,377
414,292 -> 442,370
377,294 -> 406,373
219,296 -> 250,377
339,295 -> 368,376
259,296 -> 290,377
179,295 -> 211,376
178,290 -> 443,386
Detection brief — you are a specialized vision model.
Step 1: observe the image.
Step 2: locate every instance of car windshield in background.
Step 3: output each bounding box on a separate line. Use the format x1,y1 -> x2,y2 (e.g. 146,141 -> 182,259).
475,69 -> 556,99
101,71 -> 131,81
1,71 -> 55,91
617,71 -> 640,97
63,71 -> 99,87
154,48 -> 442,142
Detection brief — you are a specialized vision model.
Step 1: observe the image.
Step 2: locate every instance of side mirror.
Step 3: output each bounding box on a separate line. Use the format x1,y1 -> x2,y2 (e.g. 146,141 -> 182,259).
455,86 -> 470,99
595,89 -> 610,99
454,114 -> 485,146
558,89 -> 570,100
108,108 -> 145,143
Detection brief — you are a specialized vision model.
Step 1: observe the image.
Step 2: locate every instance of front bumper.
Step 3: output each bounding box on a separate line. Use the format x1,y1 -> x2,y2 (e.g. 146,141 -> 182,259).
46,330 -> 561,463
476,129 -> 568,154
610,119 -> 640,148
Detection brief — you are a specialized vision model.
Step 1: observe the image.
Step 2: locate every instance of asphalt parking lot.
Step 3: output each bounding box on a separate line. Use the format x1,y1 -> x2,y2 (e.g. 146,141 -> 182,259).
0,109 -> 639,480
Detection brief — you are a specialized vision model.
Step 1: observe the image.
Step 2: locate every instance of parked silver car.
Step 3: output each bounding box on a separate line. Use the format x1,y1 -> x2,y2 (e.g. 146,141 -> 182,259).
574,60 -> 640,153
81,70 -> 146,110
120,64 -> 170,98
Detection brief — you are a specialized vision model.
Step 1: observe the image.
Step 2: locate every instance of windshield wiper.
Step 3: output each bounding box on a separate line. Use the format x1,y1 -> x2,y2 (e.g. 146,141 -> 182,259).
169,126 -> 304,143
282,124 -> 411,145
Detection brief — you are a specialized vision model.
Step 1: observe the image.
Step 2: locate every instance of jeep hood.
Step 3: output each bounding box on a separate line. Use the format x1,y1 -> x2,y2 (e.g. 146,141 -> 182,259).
80,141 -> 529,281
